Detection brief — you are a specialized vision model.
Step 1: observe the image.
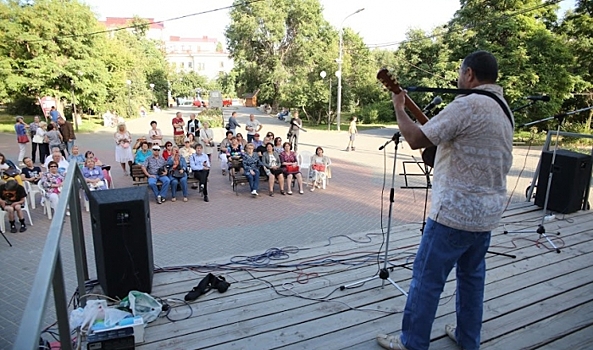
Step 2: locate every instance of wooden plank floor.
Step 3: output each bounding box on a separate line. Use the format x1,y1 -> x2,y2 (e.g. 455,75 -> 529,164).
136,202 -> 593,349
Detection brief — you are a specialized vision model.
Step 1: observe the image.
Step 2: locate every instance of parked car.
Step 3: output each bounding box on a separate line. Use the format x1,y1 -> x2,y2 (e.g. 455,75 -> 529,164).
223,98 -> 233,107
192,100 -> 202,107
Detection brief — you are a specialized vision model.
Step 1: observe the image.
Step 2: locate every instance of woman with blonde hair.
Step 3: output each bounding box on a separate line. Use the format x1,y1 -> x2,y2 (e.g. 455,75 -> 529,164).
114,123 -> 134,176
35,121 -> 50,163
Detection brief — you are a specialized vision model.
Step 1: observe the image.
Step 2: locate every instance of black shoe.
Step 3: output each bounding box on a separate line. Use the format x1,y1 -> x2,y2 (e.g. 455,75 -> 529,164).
204,196 -> 209,202
19,225 -> 27,233
10,226 -> 17,233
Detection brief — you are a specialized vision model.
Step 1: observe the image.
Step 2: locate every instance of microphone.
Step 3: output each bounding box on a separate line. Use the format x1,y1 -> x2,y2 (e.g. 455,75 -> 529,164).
379,131 -> 402,150
422,96 -> 443,113
525,95 -> 550,102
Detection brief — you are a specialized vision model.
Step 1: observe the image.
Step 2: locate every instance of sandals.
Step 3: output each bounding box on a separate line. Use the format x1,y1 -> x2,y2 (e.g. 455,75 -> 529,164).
287,191 -> 293,195
281,190 -> 286,195
269,191 -> 274,197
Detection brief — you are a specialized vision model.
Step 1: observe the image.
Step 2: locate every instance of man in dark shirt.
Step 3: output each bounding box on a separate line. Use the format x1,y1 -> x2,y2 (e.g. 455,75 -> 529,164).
0,180 -> 28,232
142,145 -> 171,204
58,116 -> 76,155
20,157 -> 42,185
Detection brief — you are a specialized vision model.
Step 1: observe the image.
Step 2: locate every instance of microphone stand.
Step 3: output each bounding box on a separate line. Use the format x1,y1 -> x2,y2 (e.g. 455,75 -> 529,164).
340,132 -> 408,296
507,105 -> 593,253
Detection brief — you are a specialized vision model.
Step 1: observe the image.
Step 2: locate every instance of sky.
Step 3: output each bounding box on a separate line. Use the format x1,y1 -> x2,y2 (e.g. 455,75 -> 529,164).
84,0 -> 577,48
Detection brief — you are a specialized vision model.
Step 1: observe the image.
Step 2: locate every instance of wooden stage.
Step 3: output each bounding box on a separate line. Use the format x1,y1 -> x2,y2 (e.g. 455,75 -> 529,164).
136,202 -> 593,349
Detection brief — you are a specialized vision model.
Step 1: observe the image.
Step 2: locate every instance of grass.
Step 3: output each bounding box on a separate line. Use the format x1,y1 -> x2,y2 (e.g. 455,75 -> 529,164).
0,114 -> 106,134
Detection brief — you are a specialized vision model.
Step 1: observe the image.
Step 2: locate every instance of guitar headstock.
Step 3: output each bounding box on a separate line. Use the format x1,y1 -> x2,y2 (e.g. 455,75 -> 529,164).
377,69 -> 403,95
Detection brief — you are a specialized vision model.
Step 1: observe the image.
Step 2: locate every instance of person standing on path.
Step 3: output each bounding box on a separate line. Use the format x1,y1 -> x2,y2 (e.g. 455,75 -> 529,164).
57,116 -> 76,156
14,116 -> 29,165
172,112 -> 185,147
245,114 -> 262,143
376,50 -> 514,350
346,116 -> 358,151
287,111 -> 302,152
228,111 -> 240,136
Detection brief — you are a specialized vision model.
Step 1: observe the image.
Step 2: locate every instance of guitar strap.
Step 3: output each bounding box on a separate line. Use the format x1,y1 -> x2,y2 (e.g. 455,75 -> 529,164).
406,86 -> 514,128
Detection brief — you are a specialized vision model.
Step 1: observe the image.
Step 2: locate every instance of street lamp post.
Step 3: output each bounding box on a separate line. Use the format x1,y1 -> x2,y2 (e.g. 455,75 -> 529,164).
126,80 -> 132,117
336,8 -> 365,132
320,71 -> 332,131
149,83 -> 155,107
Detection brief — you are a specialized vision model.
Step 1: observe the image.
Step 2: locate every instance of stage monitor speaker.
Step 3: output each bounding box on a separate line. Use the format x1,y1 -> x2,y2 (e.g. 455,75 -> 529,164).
89,187 -> 154,299
535,149 -> 592,214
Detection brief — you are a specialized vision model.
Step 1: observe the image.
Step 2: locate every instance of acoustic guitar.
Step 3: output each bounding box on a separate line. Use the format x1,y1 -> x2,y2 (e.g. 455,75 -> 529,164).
376,68 -> 437,167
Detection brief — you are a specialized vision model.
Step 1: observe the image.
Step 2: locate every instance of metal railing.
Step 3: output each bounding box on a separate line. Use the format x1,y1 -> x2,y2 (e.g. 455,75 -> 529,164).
14,162 -> 92,350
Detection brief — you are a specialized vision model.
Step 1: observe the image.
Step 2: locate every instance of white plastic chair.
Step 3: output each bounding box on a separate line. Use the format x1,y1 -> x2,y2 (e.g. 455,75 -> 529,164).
23,181 -> 42,209
20,197 -> 33,226
298,151 -> 313,185
39,187 -> 53,220
0,210 -> 6,233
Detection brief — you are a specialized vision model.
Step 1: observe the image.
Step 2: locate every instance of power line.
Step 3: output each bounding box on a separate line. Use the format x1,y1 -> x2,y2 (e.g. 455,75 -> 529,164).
25,0 -> 265,43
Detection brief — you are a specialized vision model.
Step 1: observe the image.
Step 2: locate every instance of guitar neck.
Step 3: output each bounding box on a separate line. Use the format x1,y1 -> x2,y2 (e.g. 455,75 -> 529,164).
404,95 -> 430,125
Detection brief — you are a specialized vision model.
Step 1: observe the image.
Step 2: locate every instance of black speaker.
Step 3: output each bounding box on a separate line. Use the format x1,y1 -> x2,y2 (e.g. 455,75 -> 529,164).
535,149 -> 592,214
89,187 -> 154,299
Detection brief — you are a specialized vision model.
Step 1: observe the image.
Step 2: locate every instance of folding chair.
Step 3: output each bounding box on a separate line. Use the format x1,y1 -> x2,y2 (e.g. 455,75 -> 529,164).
298,150 -> 313,186
23,181 -> 42,209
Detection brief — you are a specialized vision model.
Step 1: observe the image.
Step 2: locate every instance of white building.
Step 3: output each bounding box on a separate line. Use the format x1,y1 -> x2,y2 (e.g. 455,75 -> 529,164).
99,17 -> 234,81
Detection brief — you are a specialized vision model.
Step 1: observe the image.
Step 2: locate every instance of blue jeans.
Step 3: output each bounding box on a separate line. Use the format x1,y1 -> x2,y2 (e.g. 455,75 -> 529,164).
400,218 -> 491,350
247,134 -> 254,143
148,175 -> 170,199
170,175 -> 188,198
67,140 -> 75,154
245,168 -> 260,191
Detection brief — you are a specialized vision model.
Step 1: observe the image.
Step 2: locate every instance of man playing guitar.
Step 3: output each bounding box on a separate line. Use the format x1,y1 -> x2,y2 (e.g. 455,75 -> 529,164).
377,51 -> 514,350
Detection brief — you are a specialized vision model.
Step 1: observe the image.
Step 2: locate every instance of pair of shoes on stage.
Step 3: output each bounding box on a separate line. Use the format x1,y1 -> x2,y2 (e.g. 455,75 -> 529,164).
376,325 -> 459,350
184,273 -> 230,302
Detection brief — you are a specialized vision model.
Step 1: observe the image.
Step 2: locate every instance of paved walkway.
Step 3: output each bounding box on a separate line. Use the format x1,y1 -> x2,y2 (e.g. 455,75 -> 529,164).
0,106 -> 544,347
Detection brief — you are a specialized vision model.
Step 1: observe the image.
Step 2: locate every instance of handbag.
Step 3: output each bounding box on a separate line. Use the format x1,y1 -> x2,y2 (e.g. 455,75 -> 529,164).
17,134 -> 29,143
312,163 -> 326,172
172,168 -> 184,178
4,168 -> 20,178
225,123 -> 230,131
286,164 -> 300,173
121,141 -> 130,149
33,134 -> 44,143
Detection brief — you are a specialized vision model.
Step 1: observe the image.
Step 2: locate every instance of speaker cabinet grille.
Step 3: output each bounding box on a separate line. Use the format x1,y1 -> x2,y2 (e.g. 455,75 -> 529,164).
89,187 -> 154,299
535,149 -> 592,214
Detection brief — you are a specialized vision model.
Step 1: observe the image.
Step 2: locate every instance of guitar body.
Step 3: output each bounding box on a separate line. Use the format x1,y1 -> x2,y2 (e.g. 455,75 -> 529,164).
376,69 -> 436,167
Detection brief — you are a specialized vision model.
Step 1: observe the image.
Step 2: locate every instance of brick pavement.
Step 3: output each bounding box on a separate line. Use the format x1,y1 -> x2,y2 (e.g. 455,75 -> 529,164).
0,106 -> 545,347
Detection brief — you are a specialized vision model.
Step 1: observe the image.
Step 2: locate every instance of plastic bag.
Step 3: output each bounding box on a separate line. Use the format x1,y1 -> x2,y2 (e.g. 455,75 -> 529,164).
69,300 -> 132,332
126,291 -> 162,324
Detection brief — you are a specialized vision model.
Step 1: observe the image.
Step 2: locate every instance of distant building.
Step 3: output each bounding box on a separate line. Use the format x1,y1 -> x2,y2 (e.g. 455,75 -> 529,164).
98,17 -> 234,81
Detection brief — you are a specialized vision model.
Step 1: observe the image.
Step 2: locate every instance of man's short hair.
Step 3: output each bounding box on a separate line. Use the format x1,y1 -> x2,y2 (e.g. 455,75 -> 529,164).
5,179 -> 18,191
462,50 -> 498,83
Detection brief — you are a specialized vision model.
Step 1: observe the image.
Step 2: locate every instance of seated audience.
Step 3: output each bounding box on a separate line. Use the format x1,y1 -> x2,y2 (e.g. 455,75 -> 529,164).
236,133 -> 248,148
39,161 -> 66,211
0,152 -> 24,186
180,138 -> 196,166
84,151 -> 112,188
226,137 -> 244,178
166,146 -> 188,202
142,144 -> 170,204
189,144 -> 210,202
262,143 -> 285,196
242,143 -> 262,196
310,146 -> 331,191
280,142 -> 304,195
134,141 -> 151,164
219,131 -> 234,175
0,179 -> 28,232
67,145 -> 86,165
273,137 -> 284,154
81,158 -> 108,191
20,157 -> 43,185
162,141 -> 173,161
44,150 -> 69,175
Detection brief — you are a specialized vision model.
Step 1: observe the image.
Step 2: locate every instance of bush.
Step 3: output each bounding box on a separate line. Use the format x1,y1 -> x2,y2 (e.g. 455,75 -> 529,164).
359,100 -> 394,124
199,108 -> 224,128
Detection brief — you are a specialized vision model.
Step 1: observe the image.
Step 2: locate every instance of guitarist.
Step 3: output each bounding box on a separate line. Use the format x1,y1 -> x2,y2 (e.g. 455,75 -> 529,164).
377,51 -> 514,350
